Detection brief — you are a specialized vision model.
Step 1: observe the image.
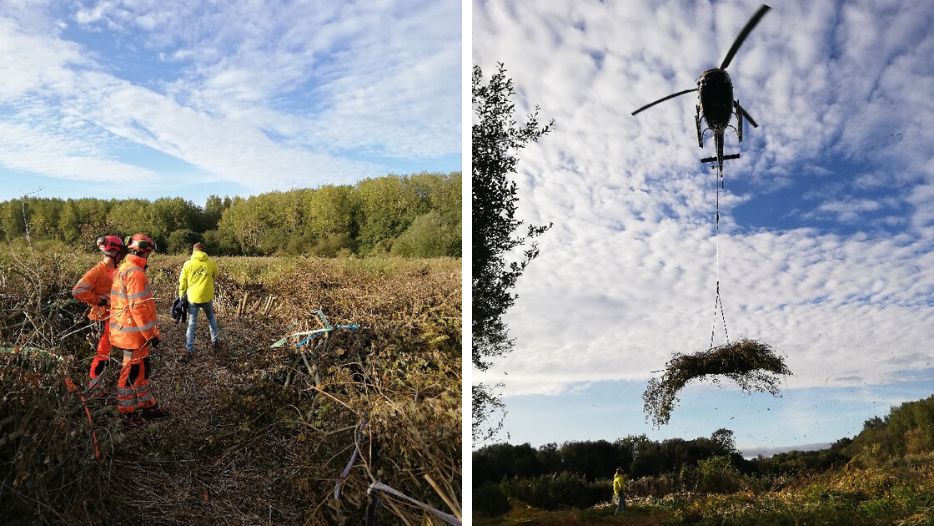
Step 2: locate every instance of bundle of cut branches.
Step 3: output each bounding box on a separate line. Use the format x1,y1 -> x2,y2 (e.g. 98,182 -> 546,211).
643,339 -> 791,427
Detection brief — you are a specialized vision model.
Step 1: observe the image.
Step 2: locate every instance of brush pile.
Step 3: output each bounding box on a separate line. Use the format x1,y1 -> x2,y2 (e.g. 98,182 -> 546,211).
0,249 -> 124,523
643,339 -> 791,427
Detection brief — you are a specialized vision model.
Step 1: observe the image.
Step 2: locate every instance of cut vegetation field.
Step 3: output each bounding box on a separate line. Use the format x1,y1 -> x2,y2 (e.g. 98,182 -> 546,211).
0,249 -> 461,525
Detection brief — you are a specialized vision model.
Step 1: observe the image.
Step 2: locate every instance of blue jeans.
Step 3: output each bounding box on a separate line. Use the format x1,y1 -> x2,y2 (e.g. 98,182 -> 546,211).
186,301 -> 218,353
615,493 -> 626,513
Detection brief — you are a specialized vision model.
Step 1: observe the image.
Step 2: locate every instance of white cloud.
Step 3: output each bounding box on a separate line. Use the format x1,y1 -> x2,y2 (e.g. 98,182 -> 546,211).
0,116 -> 160,182
66,73 -> 380,188
68,0 -> 461,159
0,1 -> 460,193
474,0 -> 934,397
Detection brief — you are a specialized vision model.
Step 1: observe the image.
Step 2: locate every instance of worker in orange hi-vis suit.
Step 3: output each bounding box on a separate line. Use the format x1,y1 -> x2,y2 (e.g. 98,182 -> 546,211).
72,235 -> 126,399
110,233 -> 168,424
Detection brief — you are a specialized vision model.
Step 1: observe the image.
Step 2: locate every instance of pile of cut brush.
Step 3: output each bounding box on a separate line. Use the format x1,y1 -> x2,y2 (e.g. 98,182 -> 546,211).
643,339 -> 791,427
0,249 -> 121,524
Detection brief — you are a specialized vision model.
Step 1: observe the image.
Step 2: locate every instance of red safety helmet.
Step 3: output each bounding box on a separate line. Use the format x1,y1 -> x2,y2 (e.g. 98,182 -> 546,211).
96,235 -> 125,257
125,233 -> 157,255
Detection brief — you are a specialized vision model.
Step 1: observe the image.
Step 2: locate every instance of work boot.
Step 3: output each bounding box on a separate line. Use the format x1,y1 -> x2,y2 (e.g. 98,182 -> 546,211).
212,339 -> 223,351
181,352 -> 193,364
141,405 -> 169,419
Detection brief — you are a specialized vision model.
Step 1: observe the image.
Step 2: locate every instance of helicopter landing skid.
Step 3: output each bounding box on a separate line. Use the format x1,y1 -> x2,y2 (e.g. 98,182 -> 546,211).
700,153 -> 740,164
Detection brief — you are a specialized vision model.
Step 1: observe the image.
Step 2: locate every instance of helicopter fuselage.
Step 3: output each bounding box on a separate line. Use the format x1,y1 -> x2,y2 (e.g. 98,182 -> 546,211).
697,69 -> 734,131
630,4 -> 769,173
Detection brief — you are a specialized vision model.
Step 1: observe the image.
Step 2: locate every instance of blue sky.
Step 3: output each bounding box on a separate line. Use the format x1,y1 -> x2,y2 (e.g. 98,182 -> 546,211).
0,1 -> 461,206
474,0 -> 934,454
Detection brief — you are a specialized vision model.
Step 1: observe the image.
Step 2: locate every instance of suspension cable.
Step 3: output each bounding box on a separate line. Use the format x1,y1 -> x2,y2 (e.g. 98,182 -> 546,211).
709,166 -> 730,350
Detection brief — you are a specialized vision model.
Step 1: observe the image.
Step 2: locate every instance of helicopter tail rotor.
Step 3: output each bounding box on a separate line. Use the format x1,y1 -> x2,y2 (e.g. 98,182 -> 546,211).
631,88 -> 698,116
719,4 -> 771,70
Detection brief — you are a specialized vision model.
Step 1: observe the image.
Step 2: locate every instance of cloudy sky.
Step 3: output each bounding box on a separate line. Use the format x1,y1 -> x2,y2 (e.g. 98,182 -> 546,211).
474,0 -> 933,453
0,0 -> 461,205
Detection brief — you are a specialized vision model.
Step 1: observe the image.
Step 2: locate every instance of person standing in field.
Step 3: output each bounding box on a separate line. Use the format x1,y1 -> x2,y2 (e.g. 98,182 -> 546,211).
72,235 -> 126,399
178,242 -> 219,361
110,233 -> 166,424
613,467 -> 627,514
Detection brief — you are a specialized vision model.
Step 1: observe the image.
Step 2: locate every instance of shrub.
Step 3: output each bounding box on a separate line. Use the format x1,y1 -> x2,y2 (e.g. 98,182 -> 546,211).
501,472 -> 610,510
697,455 -> 743,493
628,473 -> 679,497
311,233 -> 352,257
201,229 -> 241,256
473,482 -> 510,516
390,211 -> 460,258
166,228 -> 202,254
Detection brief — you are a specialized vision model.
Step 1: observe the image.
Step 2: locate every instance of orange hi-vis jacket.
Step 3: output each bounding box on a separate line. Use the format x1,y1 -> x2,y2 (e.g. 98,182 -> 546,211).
109,254 -> 160,350
72,261 -> 116,321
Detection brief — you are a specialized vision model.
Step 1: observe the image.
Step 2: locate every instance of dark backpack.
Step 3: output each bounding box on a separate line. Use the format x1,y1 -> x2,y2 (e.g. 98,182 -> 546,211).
171,296 -> 189,324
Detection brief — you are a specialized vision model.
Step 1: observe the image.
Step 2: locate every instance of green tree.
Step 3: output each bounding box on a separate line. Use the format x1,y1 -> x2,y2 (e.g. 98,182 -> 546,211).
390,211 -> 460,257
560,440 -> 618,481
58,200 -> 81,243
355,175 -> 423,254
711,428 -> 737,454
218,196 -> 265,254
108,199 -> 154,240
0,173 -> 460,258
203,195 -> 227,231
697,455 -> 742,493
304,185 -> 357,255
304,186 -> 356,236
202,229 -> 240,256
2,199 -> 27,241
472,63 -> 552,442
28,198 -> 61,241
147,197 -> 199,245
166,229 -> 203,254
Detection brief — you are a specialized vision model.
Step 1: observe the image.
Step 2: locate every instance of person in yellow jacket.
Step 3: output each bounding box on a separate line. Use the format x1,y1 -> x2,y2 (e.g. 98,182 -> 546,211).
179,242 -> 219,361
110,233 -> 166,424
72,235 -> 125,399
613,467 -> 626,514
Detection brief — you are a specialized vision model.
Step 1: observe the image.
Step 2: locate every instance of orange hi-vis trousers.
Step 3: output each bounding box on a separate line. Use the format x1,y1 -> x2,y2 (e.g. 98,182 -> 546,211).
86,320 -> 112,399
116,345 -> 157,414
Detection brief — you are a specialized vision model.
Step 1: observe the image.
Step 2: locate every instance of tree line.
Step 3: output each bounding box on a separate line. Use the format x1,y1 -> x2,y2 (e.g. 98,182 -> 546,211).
0,172 -> 461,258
474,428 -> 747,485
474,394 -> 934,486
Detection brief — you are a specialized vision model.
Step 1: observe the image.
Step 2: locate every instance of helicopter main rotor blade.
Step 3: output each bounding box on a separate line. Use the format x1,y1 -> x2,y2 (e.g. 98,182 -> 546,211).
736,103 -> 759,128
631,88 -> 697,116
719,4 -> 771,70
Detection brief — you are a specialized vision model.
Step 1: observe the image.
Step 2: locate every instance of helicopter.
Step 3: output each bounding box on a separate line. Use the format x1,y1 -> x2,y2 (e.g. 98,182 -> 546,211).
631,4 -> 770,173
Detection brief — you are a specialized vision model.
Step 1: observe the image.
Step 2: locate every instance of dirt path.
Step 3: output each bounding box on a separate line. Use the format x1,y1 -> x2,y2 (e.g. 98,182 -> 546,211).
93,292 -> 311,524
